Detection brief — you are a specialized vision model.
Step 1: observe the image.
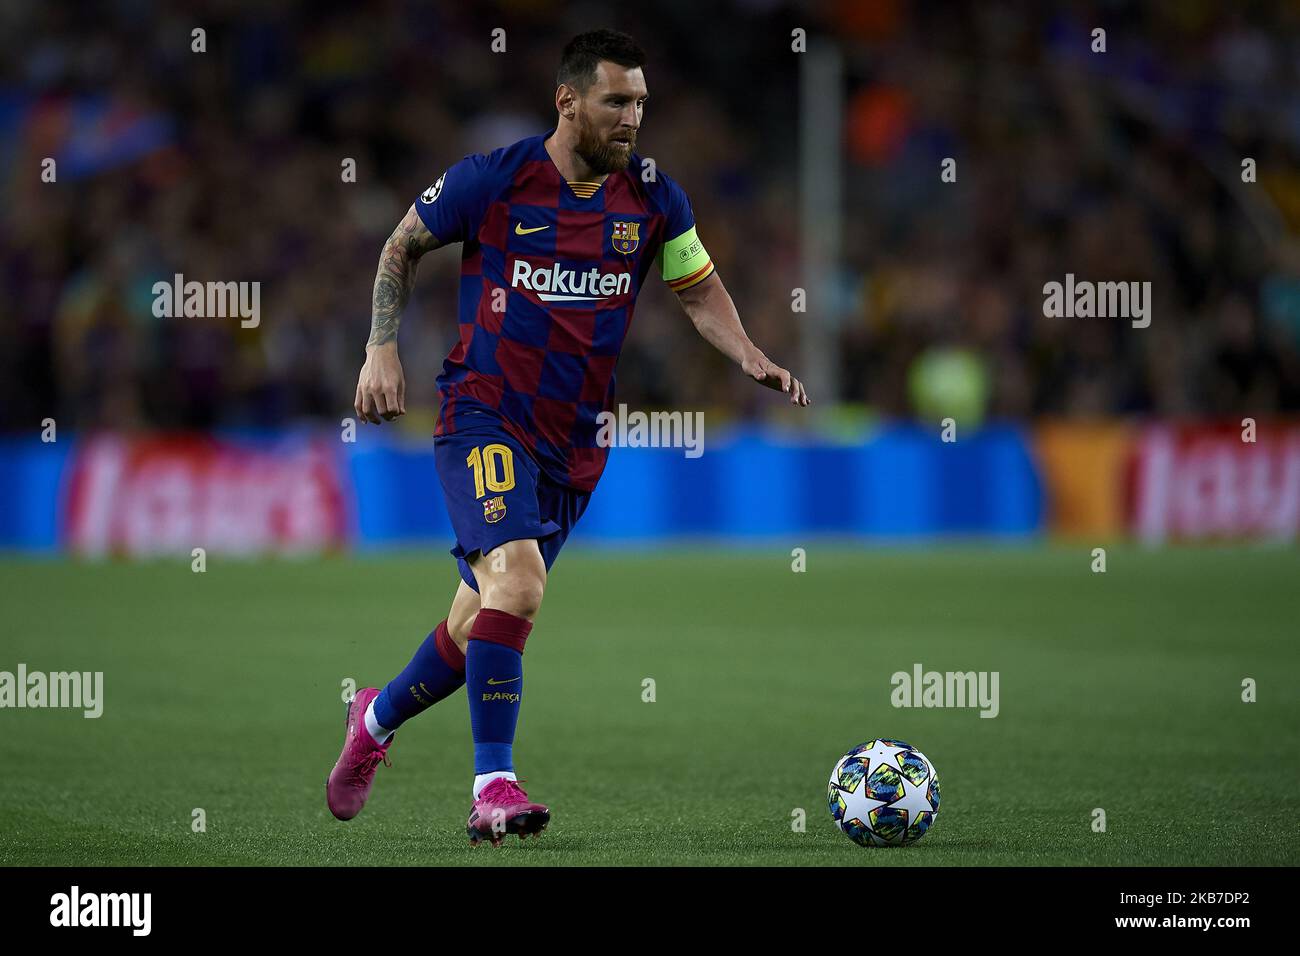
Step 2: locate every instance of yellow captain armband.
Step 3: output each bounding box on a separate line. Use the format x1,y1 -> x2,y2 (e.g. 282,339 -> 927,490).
658,225 -> 714,292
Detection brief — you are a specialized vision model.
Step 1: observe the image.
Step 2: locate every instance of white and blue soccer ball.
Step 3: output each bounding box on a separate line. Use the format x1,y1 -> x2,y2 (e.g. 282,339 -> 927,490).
828,739 -> 940,846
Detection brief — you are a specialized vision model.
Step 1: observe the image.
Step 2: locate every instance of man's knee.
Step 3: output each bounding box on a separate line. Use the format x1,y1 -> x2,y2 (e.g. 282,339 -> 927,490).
447,608 -> 477,649
482,569 -> 546,620
474,543 -> 546,620
445,580 -> 480,650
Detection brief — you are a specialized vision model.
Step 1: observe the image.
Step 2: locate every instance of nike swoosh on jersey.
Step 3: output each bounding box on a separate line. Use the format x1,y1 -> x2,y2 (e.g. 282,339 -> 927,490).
514,223 -> 549,235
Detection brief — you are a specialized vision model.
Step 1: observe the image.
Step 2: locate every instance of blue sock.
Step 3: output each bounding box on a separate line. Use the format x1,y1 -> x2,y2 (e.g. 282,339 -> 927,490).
464,609 -> 532,774
372,621 -> 466,731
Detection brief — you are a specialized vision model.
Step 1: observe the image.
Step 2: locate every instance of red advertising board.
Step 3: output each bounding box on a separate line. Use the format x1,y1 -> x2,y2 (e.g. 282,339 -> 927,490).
64,434 -> 349,556
1129,422 -> 1300,543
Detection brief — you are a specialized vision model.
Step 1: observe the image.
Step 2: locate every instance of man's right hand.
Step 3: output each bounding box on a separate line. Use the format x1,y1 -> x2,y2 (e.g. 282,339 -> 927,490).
355,342 -> 406,423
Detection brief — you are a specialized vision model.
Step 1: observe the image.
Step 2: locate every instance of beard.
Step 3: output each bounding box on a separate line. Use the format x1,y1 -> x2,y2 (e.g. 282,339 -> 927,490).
574,109 -> 636,174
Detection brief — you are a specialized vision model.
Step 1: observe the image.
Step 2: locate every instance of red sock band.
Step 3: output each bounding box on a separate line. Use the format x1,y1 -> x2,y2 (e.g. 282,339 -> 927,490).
433,620 -> 465,673
468,608 -> 533,654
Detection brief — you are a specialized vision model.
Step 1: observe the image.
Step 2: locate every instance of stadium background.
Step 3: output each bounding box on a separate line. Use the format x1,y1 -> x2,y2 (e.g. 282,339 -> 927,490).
4,0 -> 1300,547
1,1 -> 1297,867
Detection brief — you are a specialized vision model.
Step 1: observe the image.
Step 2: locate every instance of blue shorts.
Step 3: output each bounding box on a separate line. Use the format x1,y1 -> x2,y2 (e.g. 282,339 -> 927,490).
434,424 -> 591,592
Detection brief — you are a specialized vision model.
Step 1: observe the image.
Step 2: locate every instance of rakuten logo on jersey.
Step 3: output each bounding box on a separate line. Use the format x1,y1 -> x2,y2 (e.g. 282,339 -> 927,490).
510,260 -> 631,303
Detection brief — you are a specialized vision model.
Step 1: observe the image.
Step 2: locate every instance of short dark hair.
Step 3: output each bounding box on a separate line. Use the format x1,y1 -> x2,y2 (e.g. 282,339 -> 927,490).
557,29 -> 646,93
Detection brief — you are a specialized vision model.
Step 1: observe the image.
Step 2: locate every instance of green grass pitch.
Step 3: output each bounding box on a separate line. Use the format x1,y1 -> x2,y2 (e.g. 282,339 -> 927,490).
1,546 -> 1297,866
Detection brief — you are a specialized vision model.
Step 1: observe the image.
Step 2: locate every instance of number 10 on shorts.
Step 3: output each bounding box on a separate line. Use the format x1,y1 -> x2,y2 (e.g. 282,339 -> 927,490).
465,444 -> 516,499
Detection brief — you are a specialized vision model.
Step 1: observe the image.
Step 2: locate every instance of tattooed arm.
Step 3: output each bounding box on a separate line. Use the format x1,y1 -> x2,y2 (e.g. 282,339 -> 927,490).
355,205 -> 442,423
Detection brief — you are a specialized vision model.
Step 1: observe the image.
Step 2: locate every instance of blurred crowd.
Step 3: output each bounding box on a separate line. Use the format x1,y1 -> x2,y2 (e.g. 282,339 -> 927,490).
2,0 -> 1300,437
838,0 -> 1300,418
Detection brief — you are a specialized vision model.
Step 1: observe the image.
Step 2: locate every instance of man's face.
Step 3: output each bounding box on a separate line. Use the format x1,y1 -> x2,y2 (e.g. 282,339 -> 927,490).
572,61 -> 647,174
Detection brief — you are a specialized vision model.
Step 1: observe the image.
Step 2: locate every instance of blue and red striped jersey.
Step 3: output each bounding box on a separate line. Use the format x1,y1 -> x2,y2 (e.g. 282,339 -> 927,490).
415,129 -> 714,492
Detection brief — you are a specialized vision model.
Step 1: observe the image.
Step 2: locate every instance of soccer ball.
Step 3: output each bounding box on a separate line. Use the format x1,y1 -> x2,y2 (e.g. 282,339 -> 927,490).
827,739 -> 940,846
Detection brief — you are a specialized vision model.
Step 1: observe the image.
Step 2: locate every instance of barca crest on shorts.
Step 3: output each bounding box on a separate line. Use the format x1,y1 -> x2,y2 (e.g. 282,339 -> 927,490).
611,221 -> 640,254
483,495 -> 507,524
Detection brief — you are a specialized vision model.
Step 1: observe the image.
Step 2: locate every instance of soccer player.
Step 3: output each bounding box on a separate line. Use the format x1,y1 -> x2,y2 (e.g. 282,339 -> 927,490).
327,28 -> 809,846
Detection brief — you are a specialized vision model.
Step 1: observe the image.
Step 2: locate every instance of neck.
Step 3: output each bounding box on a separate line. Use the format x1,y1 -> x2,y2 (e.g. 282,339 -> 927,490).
545,125 -> 607,184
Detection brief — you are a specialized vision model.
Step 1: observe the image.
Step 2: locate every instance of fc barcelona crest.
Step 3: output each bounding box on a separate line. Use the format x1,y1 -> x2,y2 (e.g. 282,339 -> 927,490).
611,220 -> 640,254
483,495 -> 507,524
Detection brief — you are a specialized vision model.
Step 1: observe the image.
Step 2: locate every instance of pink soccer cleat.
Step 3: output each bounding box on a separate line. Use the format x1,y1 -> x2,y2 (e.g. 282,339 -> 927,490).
326,687 -> 393,821
466,778 -> 550,847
